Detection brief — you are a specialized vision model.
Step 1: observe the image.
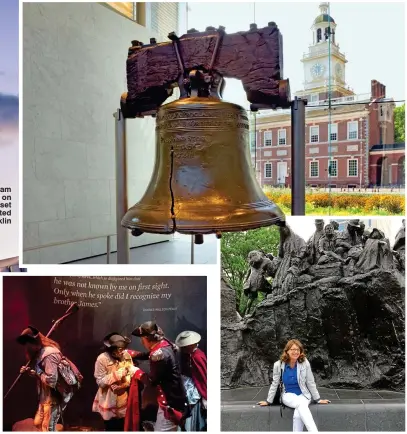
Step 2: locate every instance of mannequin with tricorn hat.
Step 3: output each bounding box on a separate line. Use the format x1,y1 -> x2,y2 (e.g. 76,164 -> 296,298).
175,331 -> 207,431
131,321 -> 188,431
92,332 -> 145,431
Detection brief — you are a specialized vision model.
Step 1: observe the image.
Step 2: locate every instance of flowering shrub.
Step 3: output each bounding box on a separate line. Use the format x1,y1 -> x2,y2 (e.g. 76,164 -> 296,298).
263,188 -> 404,215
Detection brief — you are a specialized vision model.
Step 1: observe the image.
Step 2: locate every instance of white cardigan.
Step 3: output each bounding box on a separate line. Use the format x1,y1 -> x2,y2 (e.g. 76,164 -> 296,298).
266,359 -> 321,403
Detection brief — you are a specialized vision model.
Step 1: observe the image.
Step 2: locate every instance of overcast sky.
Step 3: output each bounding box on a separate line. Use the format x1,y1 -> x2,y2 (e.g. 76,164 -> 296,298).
187,1 -> 405,107
0,0 -> 18,95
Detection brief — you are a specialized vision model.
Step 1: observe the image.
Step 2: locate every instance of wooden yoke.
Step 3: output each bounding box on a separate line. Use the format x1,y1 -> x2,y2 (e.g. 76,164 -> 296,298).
120,23 -> 291,118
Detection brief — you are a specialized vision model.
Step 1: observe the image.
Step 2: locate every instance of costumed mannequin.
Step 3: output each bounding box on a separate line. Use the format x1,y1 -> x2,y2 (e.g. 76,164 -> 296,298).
92,333 -> 144,431
175,331 -> 207,431
132,321 -> 188,432
17,326 -> 82,431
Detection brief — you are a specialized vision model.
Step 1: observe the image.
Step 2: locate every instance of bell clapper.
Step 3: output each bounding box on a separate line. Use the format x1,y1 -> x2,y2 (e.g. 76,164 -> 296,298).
194,235 -> 204,245
216,231 -> 222,239
131,229 -> 144,237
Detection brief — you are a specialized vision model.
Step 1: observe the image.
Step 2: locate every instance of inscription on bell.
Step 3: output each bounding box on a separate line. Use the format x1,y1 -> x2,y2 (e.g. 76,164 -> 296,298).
159,119 -> 248,131
160,135 -> 209,161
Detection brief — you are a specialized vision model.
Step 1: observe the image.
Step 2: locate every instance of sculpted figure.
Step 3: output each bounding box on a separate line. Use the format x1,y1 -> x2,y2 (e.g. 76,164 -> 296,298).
317,224 -> 344,265
330,220 -> 339,234
306,219 -> 325,264
355,228 -> 394,273
393,219 -> 405,272
272,225 -> 307,297
243,251 -> 274,315
335,219 -> 364,259
281,256 -> 302,294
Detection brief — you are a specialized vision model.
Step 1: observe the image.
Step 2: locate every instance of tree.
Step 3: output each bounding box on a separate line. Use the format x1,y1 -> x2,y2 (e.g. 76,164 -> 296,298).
221,227 -> 280,316
394,104 -> 405,143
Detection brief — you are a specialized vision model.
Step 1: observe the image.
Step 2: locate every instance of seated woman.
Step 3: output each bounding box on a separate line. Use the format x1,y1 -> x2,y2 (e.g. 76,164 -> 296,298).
257,339 -> 330,432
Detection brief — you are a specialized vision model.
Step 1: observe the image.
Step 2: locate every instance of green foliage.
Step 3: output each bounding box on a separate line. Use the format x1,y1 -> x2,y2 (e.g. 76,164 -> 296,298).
394,104 -> 405,143
221,227 -> 280,315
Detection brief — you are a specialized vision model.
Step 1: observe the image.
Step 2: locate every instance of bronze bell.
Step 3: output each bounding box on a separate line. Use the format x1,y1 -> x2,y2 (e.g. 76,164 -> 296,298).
121,96 -> 284,236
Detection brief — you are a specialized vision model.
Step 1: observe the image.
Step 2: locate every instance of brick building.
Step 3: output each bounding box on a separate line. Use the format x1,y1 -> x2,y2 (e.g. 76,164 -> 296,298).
251,2 -> 405,188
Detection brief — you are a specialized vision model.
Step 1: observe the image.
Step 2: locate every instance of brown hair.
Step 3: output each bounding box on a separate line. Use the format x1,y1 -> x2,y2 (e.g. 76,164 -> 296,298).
280,339 -> 306,363
39,333 -> 61,350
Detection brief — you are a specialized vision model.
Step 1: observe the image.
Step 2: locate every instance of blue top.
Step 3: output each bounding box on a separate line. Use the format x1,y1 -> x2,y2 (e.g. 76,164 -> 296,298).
282,363 -> 302,395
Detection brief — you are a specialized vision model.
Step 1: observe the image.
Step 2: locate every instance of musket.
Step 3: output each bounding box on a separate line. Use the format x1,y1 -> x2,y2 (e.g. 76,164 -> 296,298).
4,302 -> 79,400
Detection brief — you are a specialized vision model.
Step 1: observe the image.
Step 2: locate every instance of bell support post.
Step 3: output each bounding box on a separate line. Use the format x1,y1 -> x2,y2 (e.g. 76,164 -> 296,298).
291,97 -> 307,216
114,109 -> 130,264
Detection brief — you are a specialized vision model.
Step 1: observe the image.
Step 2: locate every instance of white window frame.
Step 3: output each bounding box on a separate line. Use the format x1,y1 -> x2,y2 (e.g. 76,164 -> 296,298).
329,123 -> 338,142
309,160 -> 319,178
310,126 -> 319,143
264,131 -> 272,146
310,94 -> 319,103
347,159 -> 358,177
278,129 -> 287,145
328,159 -> 338,177
264,162 -> 272,179
347,121 -> 358,140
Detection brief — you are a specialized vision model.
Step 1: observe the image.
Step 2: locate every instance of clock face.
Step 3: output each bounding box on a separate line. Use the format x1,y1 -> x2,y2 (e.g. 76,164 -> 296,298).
311,63 -> 325,78
335,64 -> 343,78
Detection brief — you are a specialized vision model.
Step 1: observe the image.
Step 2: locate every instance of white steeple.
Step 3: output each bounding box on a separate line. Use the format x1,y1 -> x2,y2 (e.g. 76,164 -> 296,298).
295,2 -> 352,97
319,2 -> 329,15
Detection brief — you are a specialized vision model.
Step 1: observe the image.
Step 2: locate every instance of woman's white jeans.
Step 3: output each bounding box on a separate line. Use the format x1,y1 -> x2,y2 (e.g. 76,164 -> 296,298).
282,393 -> 318,432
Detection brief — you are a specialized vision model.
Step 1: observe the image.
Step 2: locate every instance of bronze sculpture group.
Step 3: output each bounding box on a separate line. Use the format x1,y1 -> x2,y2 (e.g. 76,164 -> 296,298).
243,219 -> 405,315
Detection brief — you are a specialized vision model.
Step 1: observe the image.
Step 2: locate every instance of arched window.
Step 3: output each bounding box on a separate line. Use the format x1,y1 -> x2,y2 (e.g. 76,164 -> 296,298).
317,28 -> 322,42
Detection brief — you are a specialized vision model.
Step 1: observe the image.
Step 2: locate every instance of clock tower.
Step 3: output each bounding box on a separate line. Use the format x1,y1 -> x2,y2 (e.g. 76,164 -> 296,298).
296,2 -> 353,100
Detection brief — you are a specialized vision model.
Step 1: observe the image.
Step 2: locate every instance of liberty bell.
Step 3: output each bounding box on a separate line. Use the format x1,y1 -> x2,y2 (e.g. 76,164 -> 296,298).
121,25 -> 289,242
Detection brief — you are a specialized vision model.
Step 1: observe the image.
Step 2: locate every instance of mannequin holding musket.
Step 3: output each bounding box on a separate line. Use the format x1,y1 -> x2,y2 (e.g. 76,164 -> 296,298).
132,321 -> 189,431
17,326 -> 82,431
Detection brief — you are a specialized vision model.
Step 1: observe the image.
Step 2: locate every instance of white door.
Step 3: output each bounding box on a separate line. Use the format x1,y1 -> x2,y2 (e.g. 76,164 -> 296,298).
277,162 -> 288,185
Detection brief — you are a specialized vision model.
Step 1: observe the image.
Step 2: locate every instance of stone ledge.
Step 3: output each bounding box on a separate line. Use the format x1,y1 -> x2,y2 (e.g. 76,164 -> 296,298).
221,402 -> 405,431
